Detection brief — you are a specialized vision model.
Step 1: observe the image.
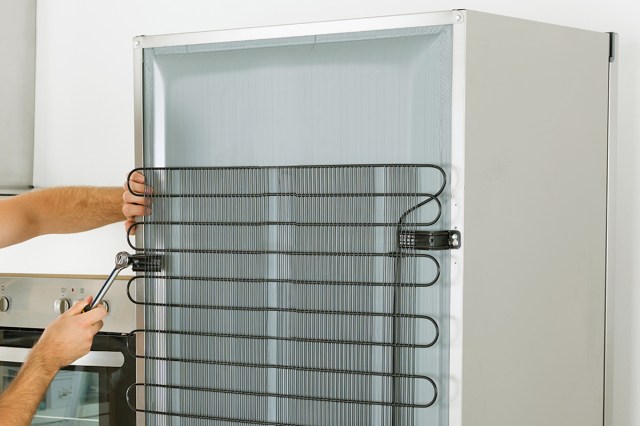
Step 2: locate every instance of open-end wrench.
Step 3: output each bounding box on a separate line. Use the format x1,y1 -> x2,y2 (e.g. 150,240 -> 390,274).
83,251 -> 162,313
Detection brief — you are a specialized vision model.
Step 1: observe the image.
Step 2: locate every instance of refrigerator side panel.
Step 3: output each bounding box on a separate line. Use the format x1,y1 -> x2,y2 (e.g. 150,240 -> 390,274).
462,11 -> 610,426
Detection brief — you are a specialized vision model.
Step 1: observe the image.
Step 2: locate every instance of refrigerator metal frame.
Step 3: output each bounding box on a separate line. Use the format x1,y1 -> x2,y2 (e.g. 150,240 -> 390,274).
133,9 -> 466,425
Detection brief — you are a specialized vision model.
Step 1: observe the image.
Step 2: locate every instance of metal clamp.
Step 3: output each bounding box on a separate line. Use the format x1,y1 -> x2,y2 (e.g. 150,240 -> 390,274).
398,230 -> 461,250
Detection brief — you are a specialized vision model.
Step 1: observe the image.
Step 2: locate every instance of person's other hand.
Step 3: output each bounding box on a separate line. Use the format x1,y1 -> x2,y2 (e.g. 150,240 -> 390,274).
122,171 -> 151,235
31,296 -> 107,372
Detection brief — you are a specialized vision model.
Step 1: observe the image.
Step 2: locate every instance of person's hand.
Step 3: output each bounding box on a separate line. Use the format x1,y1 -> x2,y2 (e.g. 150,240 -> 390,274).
122,171 -> 151,235
30,296 -> 108,372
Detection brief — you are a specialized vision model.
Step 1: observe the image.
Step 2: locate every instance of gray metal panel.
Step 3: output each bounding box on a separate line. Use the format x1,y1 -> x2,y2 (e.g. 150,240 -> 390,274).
140,26 -> 454,168
0,0 -> 35,190
462,11 -> 609,426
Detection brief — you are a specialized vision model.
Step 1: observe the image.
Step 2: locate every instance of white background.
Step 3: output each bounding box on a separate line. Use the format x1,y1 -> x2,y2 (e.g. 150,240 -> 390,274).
0,1 -> 636,424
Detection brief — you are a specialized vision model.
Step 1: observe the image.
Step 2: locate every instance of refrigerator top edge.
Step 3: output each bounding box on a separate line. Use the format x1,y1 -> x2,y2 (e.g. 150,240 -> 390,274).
132,9 -> 611,51
132,10 -> 463,49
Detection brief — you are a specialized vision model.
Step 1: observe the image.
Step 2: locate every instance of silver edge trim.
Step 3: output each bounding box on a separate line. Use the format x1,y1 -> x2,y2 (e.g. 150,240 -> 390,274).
449,11 -> 466,426
0,347 -> 125,368
133,33 -> 146,426
133,10 -> 460,49
603,32 -> 618,426
133,47 -> 144,170
33,414 -> 99,422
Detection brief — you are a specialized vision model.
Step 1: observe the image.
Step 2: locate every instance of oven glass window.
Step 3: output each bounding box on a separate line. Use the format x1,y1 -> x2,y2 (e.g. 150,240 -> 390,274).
1,363 -> 101,425
0,329 -> 135,425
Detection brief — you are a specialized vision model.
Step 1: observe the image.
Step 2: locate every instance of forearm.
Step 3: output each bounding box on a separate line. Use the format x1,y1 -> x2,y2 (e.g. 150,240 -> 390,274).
29,186 -> 125,234
0,349 -> 58,426
0,186 -> 125,247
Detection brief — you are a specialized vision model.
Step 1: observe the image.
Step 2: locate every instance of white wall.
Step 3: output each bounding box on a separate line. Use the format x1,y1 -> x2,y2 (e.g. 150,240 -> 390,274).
1,0 -> 637,424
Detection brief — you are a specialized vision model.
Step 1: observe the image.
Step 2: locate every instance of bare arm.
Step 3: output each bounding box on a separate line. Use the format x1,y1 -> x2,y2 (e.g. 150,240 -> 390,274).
0,297 -> 107,426
0,186 -> 125,249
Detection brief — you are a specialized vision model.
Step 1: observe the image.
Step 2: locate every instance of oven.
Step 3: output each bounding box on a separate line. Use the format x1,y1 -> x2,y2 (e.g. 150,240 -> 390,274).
0,275 -> 136,425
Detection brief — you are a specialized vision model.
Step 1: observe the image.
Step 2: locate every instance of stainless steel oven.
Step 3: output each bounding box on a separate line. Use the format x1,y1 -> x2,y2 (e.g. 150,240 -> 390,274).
0,275 -> 136,425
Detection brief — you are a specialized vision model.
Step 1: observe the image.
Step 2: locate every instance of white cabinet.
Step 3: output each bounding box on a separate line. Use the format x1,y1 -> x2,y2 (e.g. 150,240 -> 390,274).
0,0 -> 35,191
132,10 -> 612,426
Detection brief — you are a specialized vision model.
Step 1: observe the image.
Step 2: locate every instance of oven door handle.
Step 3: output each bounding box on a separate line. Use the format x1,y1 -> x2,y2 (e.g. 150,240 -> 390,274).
0,347 -> 125,368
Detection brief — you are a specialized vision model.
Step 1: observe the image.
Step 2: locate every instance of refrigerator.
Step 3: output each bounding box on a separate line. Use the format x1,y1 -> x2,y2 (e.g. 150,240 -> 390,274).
130,9 -> 615,426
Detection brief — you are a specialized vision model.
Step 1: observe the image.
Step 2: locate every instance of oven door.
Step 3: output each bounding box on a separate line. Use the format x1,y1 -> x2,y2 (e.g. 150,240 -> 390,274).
0,328 -> 135,425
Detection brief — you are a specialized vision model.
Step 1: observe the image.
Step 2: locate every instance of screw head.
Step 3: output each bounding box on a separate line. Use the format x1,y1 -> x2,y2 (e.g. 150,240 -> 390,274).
115,252 -> 131,268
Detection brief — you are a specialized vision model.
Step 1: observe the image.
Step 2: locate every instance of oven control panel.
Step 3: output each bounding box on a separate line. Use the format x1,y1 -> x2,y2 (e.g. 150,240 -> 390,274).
0,275 -> 136,334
